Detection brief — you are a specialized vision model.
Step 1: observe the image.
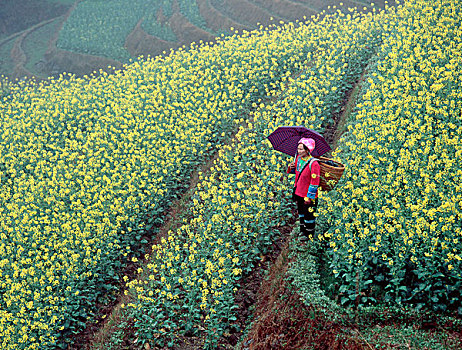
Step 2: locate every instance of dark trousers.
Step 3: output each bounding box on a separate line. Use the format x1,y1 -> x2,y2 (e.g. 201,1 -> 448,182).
295,195 -> 317,238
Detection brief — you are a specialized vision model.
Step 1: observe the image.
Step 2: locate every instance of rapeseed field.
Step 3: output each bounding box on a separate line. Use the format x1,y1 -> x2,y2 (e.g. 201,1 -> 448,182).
1,0 -> 460,349
0,15 -> 316,350
322,0 -> 462,312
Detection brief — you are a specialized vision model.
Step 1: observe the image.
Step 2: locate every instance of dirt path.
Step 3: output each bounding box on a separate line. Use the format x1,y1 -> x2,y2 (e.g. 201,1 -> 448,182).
2,15 -> 63,80
324,67 -> 368,151
85,132 -> 249,349
77,60 -> 319,349
79,109 -> 274,349
238,63 -> 369,350
75,49 -> 368,348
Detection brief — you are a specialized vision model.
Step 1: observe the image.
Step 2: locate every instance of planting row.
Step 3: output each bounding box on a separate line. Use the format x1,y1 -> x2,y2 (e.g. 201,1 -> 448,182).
56,0 -> 330,62
122,6 -> 397,348
322,0 -> 462,313
57,0 -> 177,60
0,25 -> 313,350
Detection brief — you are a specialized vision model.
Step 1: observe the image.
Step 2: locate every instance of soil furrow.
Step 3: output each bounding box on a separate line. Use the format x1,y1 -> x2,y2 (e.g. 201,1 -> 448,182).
82,47 -> 366,347
238,60 -> 370,350
81,63 -> 313,349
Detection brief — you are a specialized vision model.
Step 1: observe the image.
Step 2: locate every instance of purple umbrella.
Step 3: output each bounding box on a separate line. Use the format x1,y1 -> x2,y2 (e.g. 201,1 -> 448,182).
267,126 -> 331,158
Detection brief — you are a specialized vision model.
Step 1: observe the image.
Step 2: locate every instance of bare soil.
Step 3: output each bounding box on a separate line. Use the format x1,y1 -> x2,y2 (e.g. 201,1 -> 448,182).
125,19 -> 179,59
73,54 -> 363,349
241,243 -> 366,350
197,0 -> 249,32
249,0 -> 316,22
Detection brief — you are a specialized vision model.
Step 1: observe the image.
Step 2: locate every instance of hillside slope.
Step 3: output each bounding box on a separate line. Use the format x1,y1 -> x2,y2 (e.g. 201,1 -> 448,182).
0,0 -> 391,79
1,1 -> 459,349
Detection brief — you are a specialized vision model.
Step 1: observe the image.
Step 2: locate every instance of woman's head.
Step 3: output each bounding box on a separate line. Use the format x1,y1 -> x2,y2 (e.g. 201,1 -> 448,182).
297,143 -> 310,157
298,138 -> 315,157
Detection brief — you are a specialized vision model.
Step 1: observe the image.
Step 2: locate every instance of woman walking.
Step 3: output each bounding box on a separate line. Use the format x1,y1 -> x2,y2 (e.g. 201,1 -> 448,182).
287,138 -> 320,241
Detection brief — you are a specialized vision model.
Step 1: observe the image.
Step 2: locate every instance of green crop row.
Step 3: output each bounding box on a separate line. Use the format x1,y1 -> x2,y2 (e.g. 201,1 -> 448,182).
57,0 -> 221,61
123,7 -> 396,349
57,0 -> 177,61
322,0 -> 462,314
0,15 -> 316,350
177,0 -> 209,31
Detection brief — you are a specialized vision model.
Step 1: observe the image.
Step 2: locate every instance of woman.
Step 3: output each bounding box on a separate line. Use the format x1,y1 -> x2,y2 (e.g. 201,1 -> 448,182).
287,138 -> 320,241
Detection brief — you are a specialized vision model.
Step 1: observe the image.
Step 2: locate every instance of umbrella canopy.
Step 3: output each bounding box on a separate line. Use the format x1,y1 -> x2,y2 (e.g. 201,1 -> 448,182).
267,126 -> 331,158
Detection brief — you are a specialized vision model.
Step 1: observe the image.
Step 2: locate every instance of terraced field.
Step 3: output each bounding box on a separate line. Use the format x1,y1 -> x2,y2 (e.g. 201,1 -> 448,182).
0,0 -> 391,79
1,1 -> 461,349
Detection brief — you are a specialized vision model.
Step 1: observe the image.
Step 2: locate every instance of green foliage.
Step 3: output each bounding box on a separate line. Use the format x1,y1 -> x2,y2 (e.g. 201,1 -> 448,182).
0,40 -> 16,76
287,230 -> 341,313
177,0 -> 208,30
4,1 -> 460,348
322,0 -> 462,314
45,0 -> 75,4
359,324 -> 461,349
125,8 -> 394,348
0,79 -> 11,99
210,0 -> 256,27
57,0 -> 177,61
4,12 -> 364,347
56,0 -> 215,61
23,19 -> 61,76
141,0 -> 176,42
289,239 -> 462,349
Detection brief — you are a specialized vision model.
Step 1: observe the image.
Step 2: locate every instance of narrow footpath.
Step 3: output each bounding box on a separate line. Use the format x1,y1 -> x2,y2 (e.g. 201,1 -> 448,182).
79,58 -> 369,349
77,65 -> 312,349
239,66 -> 368,350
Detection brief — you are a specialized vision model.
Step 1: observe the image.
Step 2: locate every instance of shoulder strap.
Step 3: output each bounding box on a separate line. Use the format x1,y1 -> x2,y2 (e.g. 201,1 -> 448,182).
308,157 -> 318,172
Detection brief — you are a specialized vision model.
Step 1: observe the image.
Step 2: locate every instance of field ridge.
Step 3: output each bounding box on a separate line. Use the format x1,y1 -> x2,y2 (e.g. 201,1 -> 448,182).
1,1 -> 460,349
197,0 -> 248,33
84,58 -> 316,349
241,59 -> 370,348
0,16 -> 63,80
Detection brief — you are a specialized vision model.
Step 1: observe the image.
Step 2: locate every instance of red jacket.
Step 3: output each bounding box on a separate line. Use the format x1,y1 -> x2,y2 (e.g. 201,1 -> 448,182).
287,155 -> 321,199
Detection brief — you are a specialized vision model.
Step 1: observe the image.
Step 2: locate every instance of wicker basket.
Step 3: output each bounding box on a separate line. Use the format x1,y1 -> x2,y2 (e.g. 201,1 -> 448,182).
317,157 -> 345,192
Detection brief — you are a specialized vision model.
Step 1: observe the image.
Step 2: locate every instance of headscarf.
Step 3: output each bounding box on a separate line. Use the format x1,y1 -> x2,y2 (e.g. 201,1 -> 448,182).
298,138 -> 315,153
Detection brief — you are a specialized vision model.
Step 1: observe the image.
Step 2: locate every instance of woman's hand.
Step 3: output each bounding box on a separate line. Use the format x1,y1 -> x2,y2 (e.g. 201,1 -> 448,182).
304,197 -> 312,205
288,162 -> 295,171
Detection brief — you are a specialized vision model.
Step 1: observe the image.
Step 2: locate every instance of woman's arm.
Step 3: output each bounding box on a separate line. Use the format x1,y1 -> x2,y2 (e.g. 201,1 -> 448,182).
305,160 -> 320,199
287,156 -> 297,174
287,161 -> 296,174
